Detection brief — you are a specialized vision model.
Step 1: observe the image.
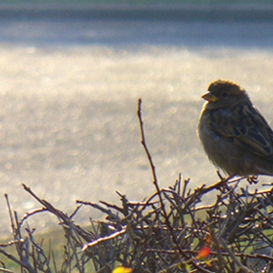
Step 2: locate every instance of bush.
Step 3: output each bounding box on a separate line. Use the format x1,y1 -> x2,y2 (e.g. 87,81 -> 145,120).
0,99 -> 272,273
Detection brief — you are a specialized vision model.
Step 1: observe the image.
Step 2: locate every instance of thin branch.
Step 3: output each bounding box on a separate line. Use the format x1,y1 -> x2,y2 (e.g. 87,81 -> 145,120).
0,268 -> 14,273
137,99 -> 189,261
82,228 -> 126,251
4,194 -> 15,235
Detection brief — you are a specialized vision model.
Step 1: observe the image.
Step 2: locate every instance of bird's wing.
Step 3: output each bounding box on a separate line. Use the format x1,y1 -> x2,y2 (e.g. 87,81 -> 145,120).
212,103 -> 273,157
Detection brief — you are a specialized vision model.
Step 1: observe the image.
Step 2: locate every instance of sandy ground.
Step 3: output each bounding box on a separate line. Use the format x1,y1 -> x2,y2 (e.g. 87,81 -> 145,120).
0,9 -> 273,234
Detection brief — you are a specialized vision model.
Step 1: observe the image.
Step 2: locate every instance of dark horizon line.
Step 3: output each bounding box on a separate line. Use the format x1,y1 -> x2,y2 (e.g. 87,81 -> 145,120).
0,3 -> 273,22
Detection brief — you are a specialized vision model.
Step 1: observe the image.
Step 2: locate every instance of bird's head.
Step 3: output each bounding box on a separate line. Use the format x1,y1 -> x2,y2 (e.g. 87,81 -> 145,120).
202,80 -> 250,109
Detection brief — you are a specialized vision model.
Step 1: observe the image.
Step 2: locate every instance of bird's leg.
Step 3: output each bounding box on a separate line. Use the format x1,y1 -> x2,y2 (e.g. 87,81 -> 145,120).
216,170 -> 234,182
213,170 -> 236,192
216,170 -> 226,182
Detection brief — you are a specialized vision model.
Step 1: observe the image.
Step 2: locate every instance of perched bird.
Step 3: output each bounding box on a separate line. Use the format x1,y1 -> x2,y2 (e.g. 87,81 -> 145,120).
197,79 -> 273,177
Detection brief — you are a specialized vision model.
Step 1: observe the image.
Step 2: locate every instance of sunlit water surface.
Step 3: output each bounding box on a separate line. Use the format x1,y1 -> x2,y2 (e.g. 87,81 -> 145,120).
0,15 -> 273,234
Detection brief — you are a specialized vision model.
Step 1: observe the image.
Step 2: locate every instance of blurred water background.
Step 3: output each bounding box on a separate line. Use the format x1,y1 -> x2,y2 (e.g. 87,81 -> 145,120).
0,0 -> 273,235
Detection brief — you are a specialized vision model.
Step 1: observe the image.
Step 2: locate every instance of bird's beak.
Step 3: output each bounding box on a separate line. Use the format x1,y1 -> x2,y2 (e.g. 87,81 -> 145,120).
202,91 -> 218,102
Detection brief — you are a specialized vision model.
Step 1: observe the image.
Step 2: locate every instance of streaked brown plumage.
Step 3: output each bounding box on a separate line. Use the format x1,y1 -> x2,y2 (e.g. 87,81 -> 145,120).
198,79 -> 273,176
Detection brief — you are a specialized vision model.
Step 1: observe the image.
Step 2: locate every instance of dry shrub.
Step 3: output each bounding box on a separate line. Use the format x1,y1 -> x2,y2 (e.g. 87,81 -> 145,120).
0,99 -> 273,273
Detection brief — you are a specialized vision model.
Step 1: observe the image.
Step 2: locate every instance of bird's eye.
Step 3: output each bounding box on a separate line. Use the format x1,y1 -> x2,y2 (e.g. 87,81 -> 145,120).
222,92 -> 228,98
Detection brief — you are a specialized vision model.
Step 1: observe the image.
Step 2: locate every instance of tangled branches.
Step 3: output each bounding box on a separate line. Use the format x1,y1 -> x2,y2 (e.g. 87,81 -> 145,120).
0,99 -> 273,273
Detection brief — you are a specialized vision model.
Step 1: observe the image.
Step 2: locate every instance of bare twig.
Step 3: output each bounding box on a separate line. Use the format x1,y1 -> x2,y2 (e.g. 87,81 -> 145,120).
137,99 -> 184,255
82,229 -> 126,251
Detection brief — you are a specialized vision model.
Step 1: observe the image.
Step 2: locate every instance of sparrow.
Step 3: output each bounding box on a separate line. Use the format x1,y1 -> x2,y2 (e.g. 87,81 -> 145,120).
197,79 -> 273,177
